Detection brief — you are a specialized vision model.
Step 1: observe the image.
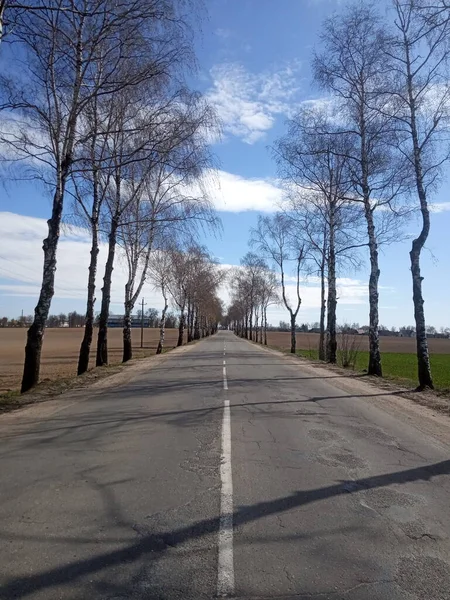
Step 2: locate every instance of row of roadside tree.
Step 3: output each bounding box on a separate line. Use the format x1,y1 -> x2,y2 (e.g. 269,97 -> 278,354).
226,0 -> 450,390
0,1 -> 222,392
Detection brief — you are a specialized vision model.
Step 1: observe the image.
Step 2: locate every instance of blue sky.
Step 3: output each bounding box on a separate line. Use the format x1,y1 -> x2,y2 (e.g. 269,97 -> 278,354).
0,0 -> 449,328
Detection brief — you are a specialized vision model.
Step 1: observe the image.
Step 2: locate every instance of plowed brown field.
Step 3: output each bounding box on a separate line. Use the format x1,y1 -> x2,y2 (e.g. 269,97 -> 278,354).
2,329 -> 449,395
0,328 -> 179,393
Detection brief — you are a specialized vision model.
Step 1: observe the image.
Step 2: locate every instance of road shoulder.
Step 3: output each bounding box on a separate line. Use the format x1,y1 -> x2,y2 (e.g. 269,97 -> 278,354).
0,342 -> 198,425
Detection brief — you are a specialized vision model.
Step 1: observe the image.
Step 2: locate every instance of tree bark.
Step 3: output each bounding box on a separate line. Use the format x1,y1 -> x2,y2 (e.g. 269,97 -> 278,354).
405,43 -> 434,389
77,220 -> 99,375
194,308 -> 200,340
264,308 -> 268,345
96,216 -> 119,367
122,296 -> 133,363
0,1 -> 6,46
319,242 -> 326,361
156,298 -> 168,354
177,309 -> 185,346
290,313 -> 296,354
21,12 -> 84,392
326,199 -> 337,364
77,90 -> 102,376
359,87 -> 382,377
280,256 -> 301,355
21,179 -> 65,392
365,204 -> 382,376
121,222 -> 155,364
186,300 -> 192,343
410,243 -> 433,388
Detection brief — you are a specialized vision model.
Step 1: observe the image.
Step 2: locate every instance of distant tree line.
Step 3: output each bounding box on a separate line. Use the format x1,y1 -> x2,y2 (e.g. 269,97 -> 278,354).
1,311 -> 84,328
224,253 -> 279,346
0,308 -> 184,330
273,322 -> 450,339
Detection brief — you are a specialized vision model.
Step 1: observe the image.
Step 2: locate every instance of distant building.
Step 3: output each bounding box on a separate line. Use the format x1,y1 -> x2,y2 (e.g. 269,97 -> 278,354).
107,315 -> 150,328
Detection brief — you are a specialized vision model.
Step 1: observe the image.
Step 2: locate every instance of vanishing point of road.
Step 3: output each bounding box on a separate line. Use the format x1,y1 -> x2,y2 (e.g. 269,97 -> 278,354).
1,331 -> 450,599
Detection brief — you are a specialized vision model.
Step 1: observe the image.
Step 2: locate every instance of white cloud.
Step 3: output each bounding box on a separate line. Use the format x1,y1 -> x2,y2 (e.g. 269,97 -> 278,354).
158,168 -> 282,213
205,170 -> 282,212
0,173 -> 283,318
0,184 -> 280,317
263,275 -> 370,326
0,212 -> 165,312
0,112 -> 52,165
281,278 -> 367,310
0,211 -> 371,320
240,112 -> 273,131
206,61 -> 302,144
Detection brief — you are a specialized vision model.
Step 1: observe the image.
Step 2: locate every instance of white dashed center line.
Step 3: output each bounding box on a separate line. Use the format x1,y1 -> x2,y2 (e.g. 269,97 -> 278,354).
217,342 -> 234,596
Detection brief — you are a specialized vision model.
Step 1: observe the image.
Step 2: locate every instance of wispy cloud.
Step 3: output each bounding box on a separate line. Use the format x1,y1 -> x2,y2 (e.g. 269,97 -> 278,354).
215,28 -> 233,39
0,212 -> 164,311
0,211 -> 371,316
430,202 -> 450,213
206,61 -> 302,144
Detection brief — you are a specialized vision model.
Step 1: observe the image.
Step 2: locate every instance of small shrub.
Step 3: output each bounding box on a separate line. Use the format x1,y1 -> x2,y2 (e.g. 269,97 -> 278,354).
338,331 -> 361,369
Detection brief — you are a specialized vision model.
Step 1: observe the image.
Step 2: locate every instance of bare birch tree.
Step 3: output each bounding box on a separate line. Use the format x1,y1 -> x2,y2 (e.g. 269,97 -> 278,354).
228,268 -> 252,339
118,187 -> 157,363
240,252 -> 267,342
385,0 -> 450,389
71,90 -> 115,375
149,248 -> 173,354
228,264 -> 278,345
166,244 -> 221,346
182,246 -> 220,342
275,106 -> 365,363
167,247 -> 192,346
251,214 -> 307,354
117,94 -> 216,361
95,90 -> 165,366
258,267 -> 279,346
226,299 -> 245,338
0,1 -> 72,47
0,0 -> 196,391
314,2 -> 407,376
190,261 -> 223,339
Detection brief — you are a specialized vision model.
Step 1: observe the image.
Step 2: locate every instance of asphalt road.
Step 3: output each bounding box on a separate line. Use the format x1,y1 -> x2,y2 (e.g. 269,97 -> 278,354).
1,331 -> 450,599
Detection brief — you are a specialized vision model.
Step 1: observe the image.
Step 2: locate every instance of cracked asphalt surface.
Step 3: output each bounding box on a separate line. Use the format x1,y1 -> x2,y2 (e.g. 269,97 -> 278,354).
1,331 -> 450,599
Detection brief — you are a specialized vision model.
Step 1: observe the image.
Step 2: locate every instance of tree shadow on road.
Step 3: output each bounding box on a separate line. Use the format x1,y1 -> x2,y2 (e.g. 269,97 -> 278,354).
0,385 -> 419,458
1,458 -> 449,599
0,385 -> 410,457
